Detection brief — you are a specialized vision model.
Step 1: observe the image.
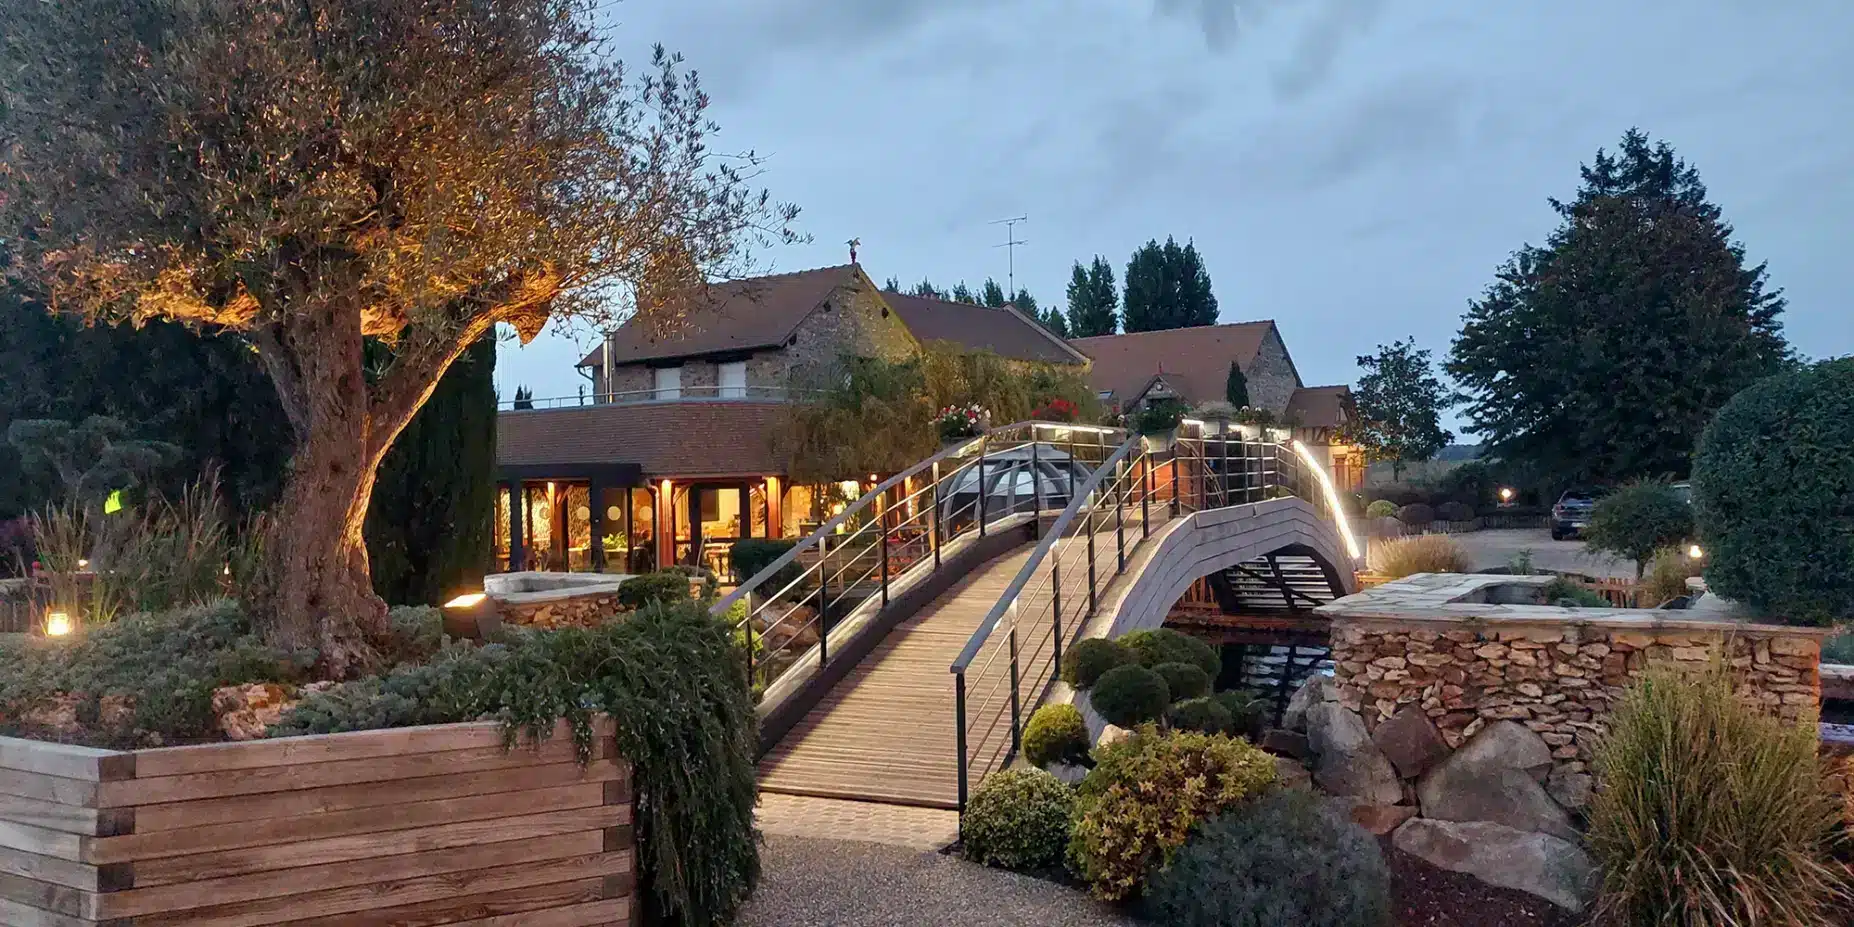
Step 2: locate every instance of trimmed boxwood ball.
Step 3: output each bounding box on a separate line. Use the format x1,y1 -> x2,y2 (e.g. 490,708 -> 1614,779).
1164,696 -> 1233,735
1143,789 -> 1392,927
616,570 -> 694,610
959,768 -> 1075,872
1214,689 -> 1269,741
1693,357 -> 1854,625
1153,661 -> 1211,701
1061,637 -> 1133,689
1089,664 -> 1170,728
1118,627 -> 1220,679
1365,499 -> 1398,519
1395,502 -> 1436,525
1436,500 -> 1475,523
1023,703 -> 1089,768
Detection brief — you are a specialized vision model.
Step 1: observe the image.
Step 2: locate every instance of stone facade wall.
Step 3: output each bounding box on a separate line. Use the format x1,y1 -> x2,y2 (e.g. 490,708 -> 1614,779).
784,281 -> 918,375
1330,616 -> 1824,780
1244,326 -> 1301,417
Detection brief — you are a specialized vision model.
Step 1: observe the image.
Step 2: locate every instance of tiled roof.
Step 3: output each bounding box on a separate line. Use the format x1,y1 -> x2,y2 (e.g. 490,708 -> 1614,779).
578,265 -> 857,367
880,292 -> 1085,365
1071,321 -> 1277,406
497,401 -> 789,478
1287,385 -> 1351,429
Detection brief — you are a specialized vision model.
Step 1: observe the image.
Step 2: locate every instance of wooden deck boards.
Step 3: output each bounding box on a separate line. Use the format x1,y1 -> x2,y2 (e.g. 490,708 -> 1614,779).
758,527 -> 1137,809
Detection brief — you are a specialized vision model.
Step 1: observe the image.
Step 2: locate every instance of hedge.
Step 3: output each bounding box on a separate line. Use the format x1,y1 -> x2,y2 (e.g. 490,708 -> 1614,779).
1692,358 -> 1854,625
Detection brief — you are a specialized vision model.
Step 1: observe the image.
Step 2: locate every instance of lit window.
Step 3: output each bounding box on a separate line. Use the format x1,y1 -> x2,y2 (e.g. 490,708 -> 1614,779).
719,361 -> 747,398
653,365 -> 682,399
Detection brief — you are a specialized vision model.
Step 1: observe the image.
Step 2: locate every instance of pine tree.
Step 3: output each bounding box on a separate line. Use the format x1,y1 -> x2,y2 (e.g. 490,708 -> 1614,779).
980,278 -> 1007,308
1039,307 -> 1070,337
1225,361 -> 1250,407
882,275 -> 901,291
907,279 -> 948,300
950,281 -> 977,304
1447,129 -> 1791,483
1122,236 -> 1218,332
1065,257 -> 1118,336
366,334 -> 497,606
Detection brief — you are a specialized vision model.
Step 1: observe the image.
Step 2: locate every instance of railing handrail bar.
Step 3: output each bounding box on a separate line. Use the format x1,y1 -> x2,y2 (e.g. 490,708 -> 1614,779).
711,420 -> 1117,618
949,430 -> 1146,672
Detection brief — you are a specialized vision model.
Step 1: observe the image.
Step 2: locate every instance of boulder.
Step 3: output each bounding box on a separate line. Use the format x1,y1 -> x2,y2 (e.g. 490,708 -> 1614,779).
1261,728 -> 1312,760
1097,724 -> 1133,748
1282,674 -> 1338,732
1546,768 -> 1594,811
1350,803 -> 1419,836
1273,755 -> 1314,791
1305,703 -> 1402,805
1372,705 -> 1451,779
1417,721 -> 1575,839
1046,761 -> 1088,786
1393,818 -> 1599,912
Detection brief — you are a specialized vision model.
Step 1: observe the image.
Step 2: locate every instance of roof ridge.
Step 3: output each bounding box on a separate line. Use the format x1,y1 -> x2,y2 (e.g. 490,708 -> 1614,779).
722,263 -> 853,285
1070,319 -> 1274,341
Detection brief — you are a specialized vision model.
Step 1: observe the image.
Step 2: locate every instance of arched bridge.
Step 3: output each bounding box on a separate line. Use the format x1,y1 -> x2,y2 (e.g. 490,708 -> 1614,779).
713,420 -> 1360,809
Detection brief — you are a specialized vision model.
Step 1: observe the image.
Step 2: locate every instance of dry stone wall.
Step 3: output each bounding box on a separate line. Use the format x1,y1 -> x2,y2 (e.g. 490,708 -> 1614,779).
1330,617 -> 1823,780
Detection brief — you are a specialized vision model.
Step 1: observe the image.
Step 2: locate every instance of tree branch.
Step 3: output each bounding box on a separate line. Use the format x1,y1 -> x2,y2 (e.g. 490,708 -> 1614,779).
251,325 -> 310,443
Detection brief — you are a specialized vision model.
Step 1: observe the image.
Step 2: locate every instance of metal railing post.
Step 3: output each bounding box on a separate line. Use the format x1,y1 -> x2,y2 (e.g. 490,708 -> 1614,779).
1142,457 -> 1151,539
1009,614 -> 1022,755
1087,505 -> 1098,616
1115,458 -> 1127,573
931,460 -> 943,571
1052,562 -> 1063,673
955,674 -> 969,810
1170,448 -> 1181,517
1031,441 -> 1043,540
1220,432 -> 1230,507
879,490 -> 891,608
817,535 -> 830,669
977,440 -> 988,538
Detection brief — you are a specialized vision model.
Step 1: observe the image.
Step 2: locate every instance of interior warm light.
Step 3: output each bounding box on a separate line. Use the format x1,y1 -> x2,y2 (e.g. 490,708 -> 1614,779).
445,593 -> 488,608
44,611 -> 73,638
1687,544 -> 1704,560
1291,440 -> 1362,562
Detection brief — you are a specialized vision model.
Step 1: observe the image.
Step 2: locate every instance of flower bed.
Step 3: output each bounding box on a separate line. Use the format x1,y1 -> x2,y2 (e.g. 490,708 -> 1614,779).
0,719 -> 634,925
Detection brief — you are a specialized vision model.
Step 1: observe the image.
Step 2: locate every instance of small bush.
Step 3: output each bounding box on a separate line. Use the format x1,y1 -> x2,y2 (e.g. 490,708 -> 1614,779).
1693,358 -> 1854,625
1435,500 -> 1475,523
1587,666 -> 1850,926
1069,728 -> 1279,901
730,538 -> 800,594
618,571 -> 695,610
1585,479 -> 1694,577
1089,664 -> 1170,728
1119,628 -> 1219,678
1394,502 -> 1435,525
1136,399 -> 1187,435
961,768 -> 1075,871
1024,703 -> 1089,767
1542,577 -> 1611,608
1640,547 -> 1702,608
1824,627 -> 1854,665
1369,534 -> 1469,578
382,605 -> 446,665
1144,789 -> 1392,927
1152,662 -> 1210,701
1061,637 -> 1133,689
1163,696 -> 1232,735
1364,499 -> 1398,519
1214,689 -> 1269,741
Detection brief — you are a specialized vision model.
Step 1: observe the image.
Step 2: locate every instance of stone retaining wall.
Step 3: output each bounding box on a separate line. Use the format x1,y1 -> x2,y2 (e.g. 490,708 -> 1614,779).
1317,573 -> 1830,782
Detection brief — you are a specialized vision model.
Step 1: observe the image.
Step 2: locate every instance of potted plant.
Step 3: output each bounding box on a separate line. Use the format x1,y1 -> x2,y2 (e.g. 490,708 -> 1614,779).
1033,398 -> 1078,423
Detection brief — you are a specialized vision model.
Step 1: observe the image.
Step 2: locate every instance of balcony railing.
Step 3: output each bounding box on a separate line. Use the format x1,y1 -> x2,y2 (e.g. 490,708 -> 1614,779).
498,384 -> 809,411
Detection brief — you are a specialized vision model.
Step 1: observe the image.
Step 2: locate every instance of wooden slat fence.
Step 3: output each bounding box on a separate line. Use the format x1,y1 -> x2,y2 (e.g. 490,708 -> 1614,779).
0,720 -> 633,926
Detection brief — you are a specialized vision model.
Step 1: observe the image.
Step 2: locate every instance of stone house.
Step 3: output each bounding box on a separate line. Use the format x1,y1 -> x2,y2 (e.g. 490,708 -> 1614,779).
494,263 -> 1085,577
1071,323 -> 1365,489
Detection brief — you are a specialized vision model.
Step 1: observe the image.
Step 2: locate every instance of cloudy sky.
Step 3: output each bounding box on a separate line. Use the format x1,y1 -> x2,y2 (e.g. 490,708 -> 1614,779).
497,0 -> 1854,429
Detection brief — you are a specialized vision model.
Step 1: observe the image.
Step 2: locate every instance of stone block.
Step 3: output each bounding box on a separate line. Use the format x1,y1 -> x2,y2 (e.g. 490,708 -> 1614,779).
1372,705 -> 1452,780
1392,819 -> 1598,912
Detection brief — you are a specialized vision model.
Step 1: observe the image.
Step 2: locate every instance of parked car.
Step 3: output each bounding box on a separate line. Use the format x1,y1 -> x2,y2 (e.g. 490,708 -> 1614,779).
1550,489 -> 1598,541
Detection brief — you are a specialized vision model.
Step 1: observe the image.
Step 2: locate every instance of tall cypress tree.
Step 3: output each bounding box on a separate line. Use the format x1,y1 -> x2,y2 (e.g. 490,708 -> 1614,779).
1065,256 -> 1118,336
1225,361 -> 1250,407
365,334 -> 498,606
1122,236 -> 1218,332
980,278 -> 1008,308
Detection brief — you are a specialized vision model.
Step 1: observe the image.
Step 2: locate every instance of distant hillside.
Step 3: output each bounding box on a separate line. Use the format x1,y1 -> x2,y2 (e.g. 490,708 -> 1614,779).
1433,444 -> 1483,462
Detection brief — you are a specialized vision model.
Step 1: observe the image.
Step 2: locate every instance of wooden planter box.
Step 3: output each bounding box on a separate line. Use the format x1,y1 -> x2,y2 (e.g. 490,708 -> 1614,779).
0,719 -> 634,926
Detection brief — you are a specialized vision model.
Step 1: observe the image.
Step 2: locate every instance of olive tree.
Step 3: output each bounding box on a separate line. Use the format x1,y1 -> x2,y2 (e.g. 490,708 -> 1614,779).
0,0 -> 799,673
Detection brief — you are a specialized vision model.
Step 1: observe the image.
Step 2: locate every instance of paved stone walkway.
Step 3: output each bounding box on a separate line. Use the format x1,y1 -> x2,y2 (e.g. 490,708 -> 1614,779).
739,834 -> 1134,927
757,793 -> 959,850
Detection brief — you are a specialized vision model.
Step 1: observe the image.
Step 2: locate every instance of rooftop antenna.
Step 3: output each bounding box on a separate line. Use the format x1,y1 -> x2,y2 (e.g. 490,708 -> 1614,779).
989,216 -> 1027,298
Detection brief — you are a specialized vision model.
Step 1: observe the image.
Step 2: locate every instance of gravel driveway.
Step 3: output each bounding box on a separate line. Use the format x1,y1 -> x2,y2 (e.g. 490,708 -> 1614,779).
739,835 -> 1134,927
1406,529 -> 1634,579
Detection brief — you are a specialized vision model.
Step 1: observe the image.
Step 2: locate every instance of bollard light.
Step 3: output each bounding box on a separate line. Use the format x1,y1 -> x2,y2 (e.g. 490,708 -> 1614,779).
1498,487 -> 1515,504
1687,544 -> 1704,561
44,610 -> 74,638
442,591 -> 502,640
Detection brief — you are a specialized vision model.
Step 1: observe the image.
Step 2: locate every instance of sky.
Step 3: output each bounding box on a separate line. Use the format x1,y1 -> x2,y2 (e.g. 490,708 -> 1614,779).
495,0 -> 1854,433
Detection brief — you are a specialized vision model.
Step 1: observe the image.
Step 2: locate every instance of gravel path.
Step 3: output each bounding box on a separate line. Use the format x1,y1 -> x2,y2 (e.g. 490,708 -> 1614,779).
739,834 -> 1134,927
